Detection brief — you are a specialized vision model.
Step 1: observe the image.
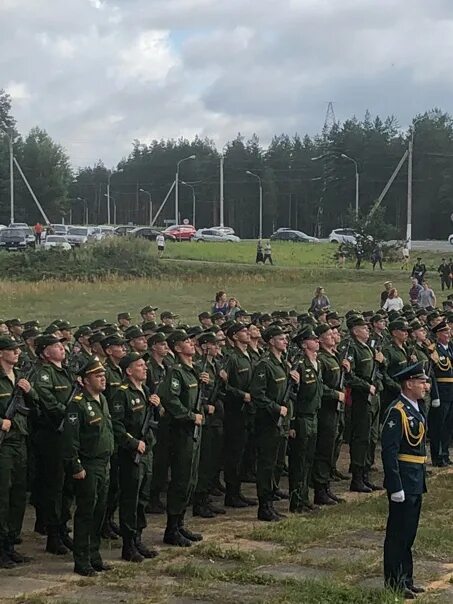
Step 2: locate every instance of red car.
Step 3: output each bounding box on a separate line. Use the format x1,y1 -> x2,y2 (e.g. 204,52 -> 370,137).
163,224 -> 196,241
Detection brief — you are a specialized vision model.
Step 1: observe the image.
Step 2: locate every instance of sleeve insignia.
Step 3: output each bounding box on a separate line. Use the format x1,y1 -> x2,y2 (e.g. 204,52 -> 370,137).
68,413 -> 78,424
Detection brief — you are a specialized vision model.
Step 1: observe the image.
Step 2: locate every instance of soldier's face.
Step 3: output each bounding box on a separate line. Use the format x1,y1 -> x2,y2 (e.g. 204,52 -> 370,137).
0,324 -> 8,335
108,344 -> 126,360
131,336 -> 148,352
206,342 -> 220,357
437,329 -> 450,345
393,329 -> 408,343
0,348 -> 21,365
128,359 -> 147,382
319,330 -> 335,348
85,370 -> 106,393
413,327 -> 426,342
44,342 -> 66,363
271,334 -> 287,352
235,330 -> 250,345
153,341 -> 169,356
119,318 -> 131,327
200,318 -> 212,328
407,378 -> 430,399
143,311 -> 156,322
248,325 -> 260,340
304,338 -> 319,353
175,338 -> 195,356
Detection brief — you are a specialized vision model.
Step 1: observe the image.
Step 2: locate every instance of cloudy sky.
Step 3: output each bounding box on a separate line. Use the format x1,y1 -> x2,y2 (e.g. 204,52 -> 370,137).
1,0 -> 452,168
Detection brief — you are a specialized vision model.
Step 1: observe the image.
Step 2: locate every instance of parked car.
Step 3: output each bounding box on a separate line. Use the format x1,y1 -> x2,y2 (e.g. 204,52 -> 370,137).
114,225 -> 137,236
49,224 -> 69,236
129,227 -> 176,241
270,229 -> 319,243
328,228 -> 358,244
193,228 -> 240,242
448,234 -> 453,245
42,235 -> 71,250
66,226 -> 92,247
8,222 -> 29,229
208,226 -> 236,235
163,224 -> 196,241
0,228 -> 34,251
97,225 -> 116,238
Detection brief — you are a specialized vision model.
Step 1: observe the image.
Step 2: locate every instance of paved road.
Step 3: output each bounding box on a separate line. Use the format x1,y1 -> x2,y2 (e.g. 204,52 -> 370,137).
411,240 -> 453,252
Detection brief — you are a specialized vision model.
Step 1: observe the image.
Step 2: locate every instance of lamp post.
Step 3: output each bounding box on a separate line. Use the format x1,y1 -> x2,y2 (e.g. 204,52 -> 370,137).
181,181 -> 196,228
104,193 -> 117,225
175,155 -> 196,225
340,153 -> 359,218
77,197 -> 88,225
246,171 -> 263,240
139,188 -> 153,226
0,123 -> 14,224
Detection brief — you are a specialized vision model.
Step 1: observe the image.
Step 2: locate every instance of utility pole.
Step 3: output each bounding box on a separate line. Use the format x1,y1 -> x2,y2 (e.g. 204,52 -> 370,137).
0,125 -> 14,224
220,155 -> 224,227
406,137 -> 413,249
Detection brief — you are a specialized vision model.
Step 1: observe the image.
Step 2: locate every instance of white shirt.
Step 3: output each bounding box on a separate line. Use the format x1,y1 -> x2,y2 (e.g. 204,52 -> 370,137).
382,297 -> 404,312
156,234 -> 165,246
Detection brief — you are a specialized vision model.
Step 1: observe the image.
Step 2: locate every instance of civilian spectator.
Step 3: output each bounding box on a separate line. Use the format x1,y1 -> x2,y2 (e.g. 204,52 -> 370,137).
409,278 -> 423,305
380,281 -> 392,307
309,287 -> 330,314
382,288 -> 404,312
227,297 -> 241,319
34,222 -> 43,245
418,281 -> 437,309
211,291 -> 229,315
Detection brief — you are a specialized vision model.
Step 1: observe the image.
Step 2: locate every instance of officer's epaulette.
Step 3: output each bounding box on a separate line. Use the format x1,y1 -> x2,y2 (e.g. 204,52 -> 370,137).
120,384 -> 129,390
73,394 -> 83,402
394,401 -> 405,411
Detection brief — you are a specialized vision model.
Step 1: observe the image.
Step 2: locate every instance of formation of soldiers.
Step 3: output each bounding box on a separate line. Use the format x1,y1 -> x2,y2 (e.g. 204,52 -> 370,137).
0,297 -> 452,580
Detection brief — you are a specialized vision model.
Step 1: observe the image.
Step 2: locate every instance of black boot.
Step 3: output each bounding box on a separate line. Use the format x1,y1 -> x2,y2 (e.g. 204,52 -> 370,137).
239,492 -> 257,506
326,488 -> 345,503
331,468 -> 350,481
109,517 -> 121,536
101,518 -> 118,540
121,535 -> 144,563
178,512 -> 203,542
135,531 -> 159,559
46,527 -> 68,555
193,495 -> 216,518
350,471 -> 372,493
363,473 -> 383,491
163,514 -> 192,547
5,539 -> 32,564
0,541 -> 16,568
257,500 -> 280,522
314,488 -> 337,506
146,494 -> 166,514
207,501 -> 226,515
224,486 -> 248,508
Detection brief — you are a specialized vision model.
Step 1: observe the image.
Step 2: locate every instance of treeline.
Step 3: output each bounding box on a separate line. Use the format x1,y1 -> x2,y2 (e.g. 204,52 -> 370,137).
1,88 -> 453,238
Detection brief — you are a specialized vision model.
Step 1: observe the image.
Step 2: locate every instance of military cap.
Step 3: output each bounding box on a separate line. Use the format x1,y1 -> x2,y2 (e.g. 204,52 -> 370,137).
177,323 -> 191,332
226,323 -> 248,339
74,325 -> 93,340
326,311 -> 343,321
23,320 -> 40,330
447,293 -> 453,301
198,312 -> 211,321
158,325 -> 175,335
289,310 -> 298,318
402,304 -> 413,313
6,318 -> 22,327
297,313 -> 312,323
362,310 -> 374,319
376,309 -> 388,318
222,320 -> 236,333
388,319 -> 410,332
142,321 -> 157,332
270,310 -> 280,318
347,315 -> 368,329
427,310 -> 442,323
198,332 -> 218,346
387,310 -> 401,322
314,308 -> 329,320
90,319 -> 109,331
442,300 -> 453,308
141,305 -> 158,315
409,319 -> 424,332
103,325 -> 120,337
101,334 -> 126,349
117,312 -> 131,321
432,320 -> 449,334
345,309 -> 361,319
276,310 -> 289,319
55,320 -> 75,331
207,324 -> 221,334
250,312 -> 262,324
124,325 -> 145,340
35,334 -> 65,354
404,312 -> 416,322
262,325 -> 285,342
393,362 -> 428,382
0,336 -> 22,350
89,331 -> 106,345
78,356 -> 105,378
370,314 -> 385,324
119,352 -> 143,371
44,324 -> 61,335
22,327 -> 41,341
384,281 -> 392,286
292,326 -> 318,343
167,329 -> 190,349
415,308 -> 428,318
187,325 -> 203,338
260,313 -> 272,323
210,311 -> 224,321
269,319 -> 283,327
147,332 -> 167,347
161,311 -> 179,320
425,306 -> 435,313
314,323 -> 332,337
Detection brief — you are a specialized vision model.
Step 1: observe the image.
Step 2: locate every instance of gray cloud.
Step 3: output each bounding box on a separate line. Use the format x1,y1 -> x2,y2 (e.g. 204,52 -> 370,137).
1,0 -> 452,167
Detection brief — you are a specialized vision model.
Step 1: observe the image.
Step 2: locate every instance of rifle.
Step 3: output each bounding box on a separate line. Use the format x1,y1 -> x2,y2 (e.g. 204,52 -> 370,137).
367,341 -> 380,403
133,378 -> 164,465
193,353 -> 209,442
57,380 -> 83,433
277,352 -> 302,429
339,339 -> 351,391
0,366 -> 35,448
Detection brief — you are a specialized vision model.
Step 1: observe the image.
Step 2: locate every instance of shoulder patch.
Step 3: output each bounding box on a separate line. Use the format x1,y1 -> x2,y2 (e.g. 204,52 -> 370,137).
73,395 -> 83,402
120,384 -> 129,390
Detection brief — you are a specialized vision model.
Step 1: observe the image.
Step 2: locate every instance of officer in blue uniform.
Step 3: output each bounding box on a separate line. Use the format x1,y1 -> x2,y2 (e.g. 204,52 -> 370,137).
382,362 -> 430,599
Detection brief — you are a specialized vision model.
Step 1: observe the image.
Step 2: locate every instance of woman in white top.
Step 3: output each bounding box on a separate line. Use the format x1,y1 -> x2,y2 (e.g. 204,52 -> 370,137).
382,288 -> 404,312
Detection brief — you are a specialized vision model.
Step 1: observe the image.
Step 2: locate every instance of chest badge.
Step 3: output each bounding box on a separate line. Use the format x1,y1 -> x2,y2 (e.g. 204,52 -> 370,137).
388,420 -> 396,428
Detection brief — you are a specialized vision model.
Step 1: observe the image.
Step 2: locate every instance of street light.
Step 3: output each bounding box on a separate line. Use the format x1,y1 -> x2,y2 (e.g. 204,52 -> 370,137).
340,153 -> 359,218
104,193 -> 117,225
77,197 -> 88,225
181,182 -> 196,228
0,122 -> 14,224
175,155 -> 196,225
139,188 -> 153,226
106,167 -> 123,225
246,171 -> 263,240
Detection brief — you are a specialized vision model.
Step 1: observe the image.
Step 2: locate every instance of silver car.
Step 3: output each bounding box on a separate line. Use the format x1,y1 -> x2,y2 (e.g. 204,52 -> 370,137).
193,228 -> 241,242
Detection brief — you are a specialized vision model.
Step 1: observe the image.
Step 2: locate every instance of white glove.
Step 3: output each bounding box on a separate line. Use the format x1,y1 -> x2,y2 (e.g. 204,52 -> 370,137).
390,490 -> 405,503
431,399 -> 441,408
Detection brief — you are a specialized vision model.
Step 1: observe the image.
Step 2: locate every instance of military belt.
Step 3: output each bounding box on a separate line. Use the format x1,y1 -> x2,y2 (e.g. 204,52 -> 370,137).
397,454 -> 426,464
